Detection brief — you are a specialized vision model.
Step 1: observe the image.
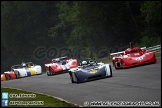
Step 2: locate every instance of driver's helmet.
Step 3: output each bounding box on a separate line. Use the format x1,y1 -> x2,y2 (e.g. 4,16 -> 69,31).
22,62 -> 26,67
82,61 -> 87,65
89,60 -> 94,64
55,58 -> 60,62
52,58 -> 59,63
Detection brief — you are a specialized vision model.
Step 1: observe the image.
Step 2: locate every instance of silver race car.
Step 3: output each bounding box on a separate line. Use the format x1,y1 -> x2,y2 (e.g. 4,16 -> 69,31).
68,58 -> 112,83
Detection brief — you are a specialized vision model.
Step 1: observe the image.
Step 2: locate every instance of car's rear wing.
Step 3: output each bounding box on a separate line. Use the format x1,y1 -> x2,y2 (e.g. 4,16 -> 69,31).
60,56 -> 68,60
11,65 -> 22,69
110,51 -> 124,58
141,47 -> 147,50
110,47 -> 146,58
25,62 -> 35,68
110,51 -> 124,56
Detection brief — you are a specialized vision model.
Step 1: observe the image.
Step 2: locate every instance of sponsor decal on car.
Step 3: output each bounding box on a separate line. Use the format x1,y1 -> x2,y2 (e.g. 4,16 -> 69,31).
90,69 -> 97,74
135,57 -> 143,61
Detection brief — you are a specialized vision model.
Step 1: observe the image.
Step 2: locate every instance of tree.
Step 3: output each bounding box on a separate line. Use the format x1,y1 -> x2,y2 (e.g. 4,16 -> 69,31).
140,1 -> 161,46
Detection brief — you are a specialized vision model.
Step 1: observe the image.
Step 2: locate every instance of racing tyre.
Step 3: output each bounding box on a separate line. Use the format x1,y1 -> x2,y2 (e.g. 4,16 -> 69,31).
47,71 -> 53,76
73,74 -> 80,83
76,79 -> 80,83
6,74 -> 10,80
47,71 -> 51,76
70,74 -> 75,83
109,65 -> 113,77
115,63 -> 120,70
70,72 -> 80,83
15,71 -> 20,78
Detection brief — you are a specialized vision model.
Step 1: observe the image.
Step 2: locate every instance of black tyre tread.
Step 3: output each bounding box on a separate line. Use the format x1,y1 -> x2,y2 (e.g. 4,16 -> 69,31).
15,71 -> 20,79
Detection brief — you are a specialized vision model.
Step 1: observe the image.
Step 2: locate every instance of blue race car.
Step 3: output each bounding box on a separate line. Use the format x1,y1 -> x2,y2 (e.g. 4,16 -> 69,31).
68,58 -> 112,83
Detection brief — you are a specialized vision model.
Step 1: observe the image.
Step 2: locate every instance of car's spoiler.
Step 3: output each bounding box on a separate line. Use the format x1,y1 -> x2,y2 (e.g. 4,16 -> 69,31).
110,47 -> 146,57
52,56 -> 68,62
60,56 -> 68,60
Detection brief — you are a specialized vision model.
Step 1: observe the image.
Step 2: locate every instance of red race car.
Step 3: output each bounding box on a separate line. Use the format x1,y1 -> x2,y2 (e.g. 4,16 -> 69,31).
1,67 -> 17,81
45,56 -> 79,76
1,65 -> 25,81
110,42 -> 156,69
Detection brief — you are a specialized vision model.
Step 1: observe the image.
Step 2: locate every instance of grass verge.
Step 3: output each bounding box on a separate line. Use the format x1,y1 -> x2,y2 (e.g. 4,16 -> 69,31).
1,87 -> 78,107
155,52 -> 161,57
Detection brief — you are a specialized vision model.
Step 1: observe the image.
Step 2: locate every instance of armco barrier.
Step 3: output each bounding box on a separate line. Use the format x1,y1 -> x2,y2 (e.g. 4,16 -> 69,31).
146,45 -> 161,53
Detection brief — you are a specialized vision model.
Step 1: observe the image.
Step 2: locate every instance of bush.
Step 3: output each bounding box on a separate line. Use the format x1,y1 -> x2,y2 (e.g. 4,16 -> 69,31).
140,35 -> 161,47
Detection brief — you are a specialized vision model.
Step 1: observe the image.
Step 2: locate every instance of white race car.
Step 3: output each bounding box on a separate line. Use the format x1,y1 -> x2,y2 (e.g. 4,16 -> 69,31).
13,62 -> 42,78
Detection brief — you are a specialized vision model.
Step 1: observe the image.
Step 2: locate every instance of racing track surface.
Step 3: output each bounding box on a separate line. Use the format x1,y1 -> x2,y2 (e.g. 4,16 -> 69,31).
1,58 -> 161,107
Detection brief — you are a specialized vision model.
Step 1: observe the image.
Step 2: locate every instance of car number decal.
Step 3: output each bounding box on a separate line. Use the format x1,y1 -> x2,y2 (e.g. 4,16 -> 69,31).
135,57 -> 143,61
90,69 -> 97,74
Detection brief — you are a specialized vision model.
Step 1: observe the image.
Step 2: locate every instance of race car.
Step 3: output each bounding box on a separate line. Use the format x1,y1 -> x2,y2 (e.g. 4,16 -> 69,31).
14,62 -> 42,78
1,65 -> 22,81
1,71 -> 17,81
1,74 -> 6,81
110,42 -> 157,69
1,62 -> 42,81
68,58 -> 112,83
45,56 -> 79,76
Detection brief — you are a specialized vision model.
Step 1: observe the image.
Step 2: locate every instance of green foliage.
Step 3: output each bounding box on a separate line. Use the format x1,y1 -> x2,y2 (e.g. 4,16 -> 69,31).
1,1 -> 161,73
141,1 -> 161,24
1,1 -> 58,72
155,53 -> 161,57
140,1 -> 161,43
140,35 -> 161,47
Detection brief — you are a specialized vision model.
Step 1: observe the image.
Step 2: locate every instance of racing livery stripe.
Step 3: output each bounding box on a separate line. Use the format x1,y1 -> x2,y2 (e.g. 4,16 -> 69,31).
25,67 -> 31,76
65,65 -> 70,70
60,65 -> 70,70
60,65 -> 66,70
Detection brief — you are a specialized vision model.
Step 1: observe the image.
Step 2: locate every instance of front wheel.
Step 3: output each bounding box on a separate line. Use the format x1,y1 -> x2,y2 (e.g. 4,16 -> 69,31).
115,65 -> 119,70
69,73 -> 75,83
109,65 -> 113,77
6,74 -> 10,80
15,71 -> 20,78
71,72 -> 80,83
115,62 -> 122,70
47,71 -> 54,76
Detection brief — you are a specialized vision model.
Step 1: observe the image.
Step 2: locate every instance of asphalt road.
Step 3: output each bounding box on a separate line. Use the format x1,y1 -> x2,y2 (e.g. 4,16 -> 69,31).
1,58 -> 161,107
